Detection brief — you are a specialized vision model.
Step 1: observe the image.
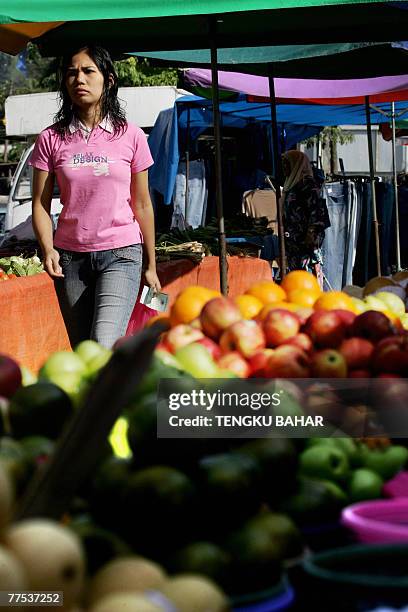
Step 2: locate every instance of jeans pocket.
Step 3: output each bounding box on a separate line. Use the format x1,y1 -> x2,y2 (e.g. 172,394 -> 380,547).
112,244 -> 143,263
58,249 -> 73,266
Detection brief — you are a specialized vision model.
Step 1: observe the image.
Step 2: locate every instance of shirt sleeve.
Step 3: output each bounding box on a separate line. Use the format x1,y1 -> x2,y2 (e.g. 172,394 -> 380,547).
131,126 -> 154,173
29,129 -> 55,173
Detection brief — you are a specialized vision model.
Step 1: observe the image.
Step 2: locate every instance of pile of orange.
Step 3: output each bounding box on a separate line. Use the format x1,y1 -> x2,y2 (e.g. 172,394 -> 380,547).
146,270 -> 360,332
169,285 -> 220,326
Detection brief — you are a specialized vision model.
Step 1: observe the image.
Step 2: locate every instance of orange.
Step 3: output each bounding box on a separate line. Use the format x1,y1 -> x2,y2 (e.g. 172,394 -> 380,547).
170,285 -> 220,325
245,280 -> 286,305
281,270 -> 321,295
234,294 -> 264,319
258,301 -> 299,320
145,314 -> 171,330
314,290 -> 355,312
286,288 -> 320,308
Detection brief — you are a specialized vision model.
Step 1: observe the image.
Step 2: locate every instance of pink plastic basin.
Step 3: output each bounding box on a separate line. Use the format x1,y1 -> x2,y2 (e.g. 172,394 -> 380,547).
341,499 -> 408,544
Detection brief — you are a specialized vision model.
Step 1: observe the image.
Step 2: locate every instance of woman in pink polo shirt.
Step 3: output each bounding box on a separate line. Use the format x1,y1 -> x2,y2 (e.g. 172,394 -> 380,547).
31,45 -> 161,349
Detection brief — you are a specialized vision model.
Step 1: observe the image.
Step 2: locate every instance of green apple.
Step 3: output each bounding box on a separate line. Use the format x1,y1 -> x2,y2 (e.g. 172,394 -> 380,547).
316,479 -> 348,505
361,445 -> 408,481
155,349 -> 183,370
20,366 -> 38,387
39,351 -> 88,382
175,343 -> 221,378
75,340 -> 107,365
333,438 -> 362,467
299,445 -> 350,483
349,468 -> 383,502
46,373 -> 90,408
86,350 -> 113,380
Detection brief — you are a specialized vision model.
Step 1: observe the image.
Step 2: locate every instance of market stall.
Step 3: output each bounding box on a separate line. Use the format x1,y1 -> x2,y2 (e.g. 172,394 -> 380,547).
0,256 -> 272,371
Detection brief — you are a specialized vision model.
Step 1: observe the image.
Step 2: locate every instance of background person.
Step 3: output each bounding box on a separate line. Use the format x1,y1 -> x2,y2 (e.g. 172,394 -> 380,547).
31,44 -> 161,349
281,150 -> 329,280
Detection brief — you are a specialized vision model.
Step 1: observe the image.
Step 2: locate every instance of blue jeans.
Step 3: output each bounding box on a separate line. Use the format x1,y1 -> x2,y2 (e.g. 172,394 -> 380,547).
322,182 -> 348,291
54,244 -> 143,349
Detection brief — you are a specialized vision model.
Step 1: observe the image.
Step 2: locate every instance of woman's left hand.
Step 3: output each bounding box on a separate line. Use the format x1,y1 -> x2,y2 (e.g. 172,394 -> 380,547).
145,267 -> 162,293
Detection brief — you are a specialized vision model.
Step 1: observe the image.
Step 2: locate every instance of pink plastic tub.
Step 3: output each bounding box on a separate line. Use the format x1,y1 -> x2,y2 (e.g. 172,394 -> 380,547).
341,499 -> 408,544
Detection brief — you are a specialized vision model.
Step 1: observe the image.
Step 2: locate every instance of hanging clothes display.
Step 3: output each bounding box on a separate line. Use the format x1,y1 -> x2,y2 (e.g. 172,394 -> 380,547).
322,180 -> 362,290
376,180 -> 395,276
242,187 -> 278,232
171,159 -> 208,229
397,183 -> 408,268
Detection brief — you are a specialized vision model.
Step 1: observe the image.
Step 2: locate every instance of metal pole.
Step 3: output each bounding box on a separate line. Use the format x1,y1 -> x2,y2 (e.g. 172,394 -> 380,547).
365,96 -> 381,277
185,106 -> 190,225
391,101 -> 402,271
268,63 -> 286,278
210,17 -> 228,295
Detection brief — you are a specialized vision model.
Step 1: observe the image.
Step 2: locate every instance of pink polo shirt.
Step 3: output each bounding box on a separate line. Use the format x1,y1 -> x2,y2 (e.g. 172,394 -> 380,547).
30,119 -> 154,251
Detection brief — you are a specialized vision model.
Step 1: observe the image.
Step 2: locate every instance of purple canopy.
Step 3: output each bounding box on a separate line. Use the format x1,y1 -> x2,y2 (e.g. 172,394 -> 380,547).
184,69 -> 408,103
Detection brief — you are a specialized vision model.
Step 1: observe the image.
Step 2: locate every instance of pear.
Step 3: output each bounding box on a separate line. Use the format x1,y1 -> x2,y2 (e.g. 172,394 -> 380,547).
88,556 -> 167,605
4,519 -> 85,610
159,574 -> 229,612
89,593 -> 164,612
0,544 -> 27,591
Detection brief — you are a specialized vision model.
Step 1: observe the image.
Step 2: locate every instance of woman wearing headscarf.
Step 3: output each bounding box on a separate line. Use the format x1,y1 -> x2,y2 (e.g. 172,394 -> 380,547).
281,150 -> 329,280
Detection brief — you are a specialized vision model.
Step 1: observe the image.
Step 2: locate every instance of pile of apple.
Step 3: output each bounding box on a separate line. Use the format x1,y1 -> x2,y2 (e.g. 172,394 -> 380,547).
157,294 -> 408,380
344,271 -> 408,330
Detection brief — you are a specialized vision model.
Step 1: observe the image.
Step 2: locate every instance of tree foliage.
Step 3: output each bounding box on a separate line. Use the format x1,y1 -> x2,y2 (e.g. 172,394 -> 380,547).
114,57 -> 177,87
0,46 -> 178,121
303,126 -> 354,148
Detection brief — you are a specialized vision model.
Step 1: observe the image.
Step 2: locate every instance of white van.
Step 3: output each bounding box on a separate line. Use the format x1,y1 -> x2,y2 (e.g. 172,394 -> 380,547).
4,144 -> 62,237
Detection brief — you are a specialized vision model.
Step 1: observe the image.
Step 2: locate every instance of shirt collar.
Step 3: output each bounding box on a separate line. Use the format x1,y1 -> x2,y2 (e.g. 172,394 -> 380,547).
68,116 -> 114,134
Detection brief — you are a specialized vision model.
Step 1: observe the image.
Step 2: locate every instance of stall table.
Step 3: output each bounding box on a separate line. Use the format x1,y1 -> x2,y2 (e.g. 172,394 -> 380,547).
0,256 -> 272,372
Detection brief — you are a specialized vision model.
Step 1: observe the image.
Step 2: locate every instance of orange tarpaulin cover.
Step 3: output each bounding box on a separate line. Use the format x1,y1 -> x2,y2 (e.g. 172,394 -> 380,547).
0,273 -> 71,373
0,257 -> 272,372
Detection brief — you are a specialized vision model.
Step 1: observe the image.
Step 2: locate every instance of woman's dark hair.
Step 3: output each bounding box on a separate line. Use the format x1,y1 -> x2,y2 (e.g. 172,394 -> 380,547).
54,44 -> 127,139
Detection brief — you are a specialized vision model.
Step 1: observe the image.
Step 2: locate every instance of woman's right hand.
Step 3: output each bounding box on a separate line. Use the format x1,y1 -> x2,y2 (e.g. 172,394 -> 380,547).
43,248 -> 64,278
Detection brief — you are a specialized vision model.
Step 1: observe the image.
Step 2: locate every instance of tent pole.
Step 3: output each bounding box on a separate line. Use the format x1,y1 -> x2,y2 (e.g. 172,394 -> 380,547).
391,101 -> 401,271
210,17 -> 228,295
185,106 -> 190,225
365,96 -> 381,277
268,63 -> 286,279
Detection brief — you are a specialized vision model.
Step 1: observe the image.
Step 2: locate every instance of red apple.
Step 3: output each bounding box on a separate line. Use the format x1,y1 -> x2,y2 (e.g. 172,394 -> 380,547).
332,309 -> 357,329
163,324 -> 204,353
200,297 -> 242,340
339,337 -> 375,370
155,341 -> 171,352
372,335 -> 408,375
196,336 -> 222,360
0,353 -> 22,398
248,348 -> 275,377
349,369 -> 372,378
217,351 -> 251,378
310,349 -> 347,378
264,345 -> 311,378
303,310 -> 347,348
350,311 -> 396,343
262,309 -> 300,347
219,319 -> 265,358
281,332 -> 313,353
295,307 -> 314,325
